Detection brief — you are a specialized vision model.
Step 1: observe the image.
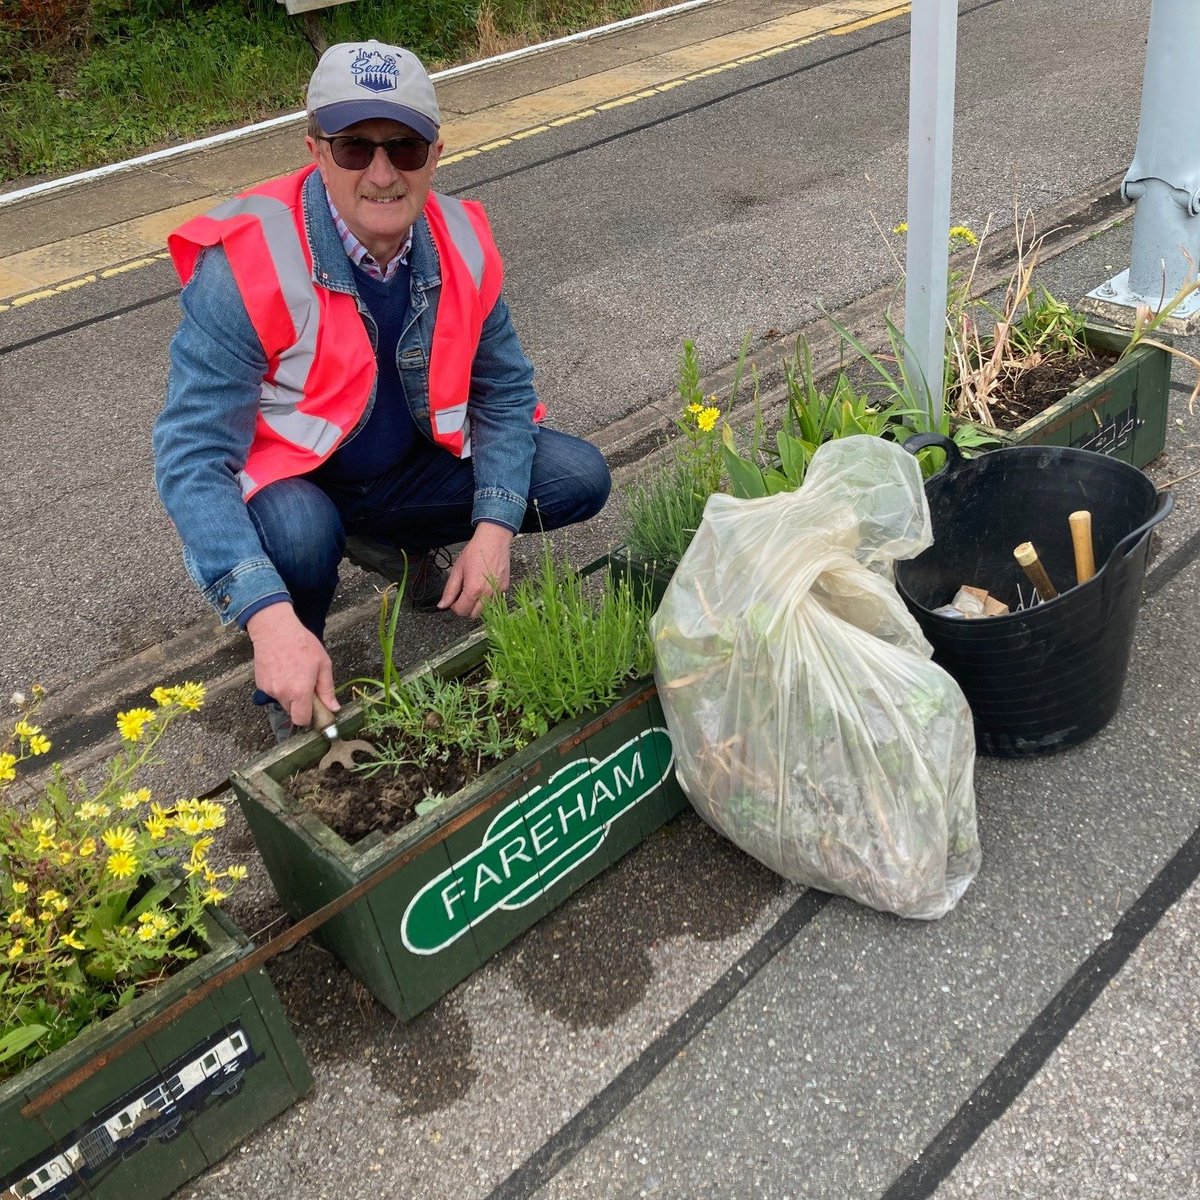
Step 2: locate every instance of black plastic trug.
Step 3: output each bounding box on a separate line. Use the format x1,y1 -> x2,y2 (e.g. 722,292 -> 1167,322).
895,435 -> 1173,756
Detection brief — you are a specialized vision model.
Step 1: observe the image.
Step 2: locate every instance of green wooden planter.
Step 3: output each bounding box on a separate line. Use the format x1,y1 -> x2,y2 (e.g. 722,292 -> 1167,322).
1,907 -> 311,1200
990,324 -> 1171,467
608,546 -> 676,610
230,629 -> 687,1022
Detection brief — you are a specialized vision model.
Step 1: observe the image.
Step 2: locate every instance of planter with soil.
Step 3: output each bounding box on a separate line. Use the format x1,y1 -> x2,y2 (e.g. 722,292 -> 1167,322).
964,324 -> 1171,468
1,905 -> 312,1200
231,562 -> 687,1022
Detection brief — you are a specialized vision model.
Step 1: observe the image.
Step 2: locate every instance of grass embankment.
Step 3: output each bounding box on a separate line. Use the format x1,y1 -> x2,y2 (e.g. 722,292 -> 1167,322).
0,0 -> 663,184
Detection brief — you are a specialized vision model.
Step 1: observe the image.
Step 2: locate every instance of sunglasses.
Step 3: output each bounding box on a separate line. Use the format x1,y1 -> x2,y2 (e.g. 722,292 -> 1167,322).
316,134 -> 431,172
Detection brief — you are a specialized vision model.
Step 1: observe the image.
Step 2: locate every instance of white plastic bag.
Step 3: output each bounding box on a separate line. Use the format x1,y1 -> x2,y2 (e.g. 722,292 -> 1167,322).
651,436 -> 980,919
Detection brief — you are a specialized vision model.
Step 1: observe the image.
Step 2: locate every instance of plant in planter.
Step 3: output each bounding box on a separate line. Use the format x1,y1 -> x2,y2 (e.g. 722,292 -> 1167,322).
231,553 -> 685,1021
619,340 -> 737,597
1,687 -> 311,1200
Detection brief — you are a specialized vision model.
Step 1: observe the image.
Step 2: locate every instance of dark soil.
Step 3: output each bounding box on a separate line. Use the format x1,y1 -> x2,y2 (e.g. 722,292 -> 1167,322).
282,715 -> 523,844
955,346 -> 1118,432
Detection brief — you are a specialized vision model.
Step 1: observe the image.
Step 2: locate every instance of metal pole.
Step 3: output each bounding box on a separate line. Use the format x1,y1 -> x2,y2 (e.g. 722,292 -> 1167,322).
903,0 -> 959,427
1083,0 -> 1200,330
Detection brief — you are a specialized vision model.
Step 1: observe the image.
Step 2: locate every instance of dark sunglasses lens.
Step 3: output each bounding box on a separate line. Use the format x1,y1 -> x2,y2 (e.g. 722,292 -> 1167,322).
328,137 -> 430,170
329,138 -> 374,169
384,139 -> 430,170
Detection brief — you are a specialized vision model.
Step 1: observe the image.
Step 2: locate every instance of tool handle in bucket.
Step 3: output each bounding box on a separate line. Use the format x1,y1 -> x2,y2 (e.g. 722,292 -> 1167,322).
1102,490 -> 1174,574
899,432 -> 966,474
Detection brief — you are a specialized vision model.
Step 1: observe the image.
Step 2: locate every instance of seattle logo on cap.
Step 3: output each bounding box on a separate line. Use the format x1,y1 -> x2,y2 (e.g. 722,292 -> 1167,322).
350,48 -> 399,94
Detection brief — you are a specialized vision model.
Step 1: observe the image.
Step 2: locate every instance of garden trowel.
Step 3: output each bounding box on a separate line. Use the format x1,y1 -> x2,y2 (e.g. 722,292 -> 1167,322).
311,695 -> 377,770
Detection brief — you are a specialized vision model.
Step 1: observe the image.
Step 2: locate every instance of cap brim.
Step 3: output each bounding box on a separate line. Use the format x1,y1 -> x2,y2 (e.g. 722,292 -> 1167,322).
313,100 -> 438,143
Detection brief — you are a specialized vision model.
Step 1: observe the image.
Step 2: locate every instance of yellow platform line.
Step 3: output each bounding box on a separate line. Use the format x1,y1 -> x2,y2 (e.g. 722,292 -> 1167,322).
0,0 -> 908,312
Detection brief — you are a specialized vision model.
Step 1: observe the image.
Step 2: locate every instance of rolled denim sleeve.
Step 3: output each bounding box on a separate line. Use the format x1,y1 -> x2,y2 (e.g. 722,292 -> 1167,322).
466,293 -> 539,532
153,248 -> 290,626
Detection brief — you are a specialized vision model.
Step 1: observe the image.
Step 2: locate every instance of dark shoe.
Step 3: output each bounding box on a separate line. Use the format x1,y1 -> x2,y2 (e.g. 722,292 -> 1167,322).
344,536 -> 449,613
264,700 -> 298,745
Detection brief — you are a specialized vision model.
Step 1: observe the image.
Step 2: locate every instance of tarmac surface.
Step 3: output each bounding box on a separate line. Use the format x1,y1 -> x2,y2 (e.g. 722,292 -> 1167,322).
1,1 -> 1198,1197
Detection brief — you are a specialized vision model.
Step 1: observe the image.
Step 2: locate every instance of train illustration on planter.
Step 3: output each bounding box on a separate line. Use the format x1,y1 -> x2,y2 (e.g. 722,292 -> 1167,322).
1,1023 -> 260,1200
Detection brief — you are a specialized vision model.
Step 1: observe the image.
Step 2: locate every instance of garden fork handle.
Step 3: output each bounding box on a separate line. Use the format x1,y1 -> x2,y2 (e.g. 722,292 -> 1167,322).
311,694 -> 341,741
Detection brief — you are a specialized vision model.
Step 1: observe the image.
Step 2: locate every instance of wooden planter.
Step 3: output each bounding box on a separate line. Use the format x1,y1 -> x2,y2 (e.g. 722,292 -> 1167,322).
1,907 -> 311,1200
231,629 -> 687,1022
608,546 -> 677,611
990,324 -> 1171,467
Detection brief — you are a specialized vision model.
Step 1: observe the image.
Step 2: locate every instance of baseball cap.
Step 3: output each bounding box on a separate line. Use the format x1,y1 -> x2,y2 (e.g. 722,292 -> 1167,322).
307,40 -> 441,142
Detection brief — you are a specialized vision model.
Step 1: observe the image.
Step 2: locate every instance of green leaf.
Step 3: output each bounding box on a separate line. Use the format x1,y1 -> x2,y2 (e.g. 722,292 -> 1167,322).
0,1023 -> 48,1062
722,444 -> 768,498
126,878 -> 177,923
775,429 -> 811,484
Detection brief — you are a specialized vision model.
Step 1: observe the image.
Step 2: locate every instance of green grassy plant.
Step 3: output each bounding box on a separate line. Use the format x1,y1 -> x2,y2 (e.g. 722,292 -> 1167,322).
482,548 -> 654,731
623,338 -> 747,565
721,335 -> 903,497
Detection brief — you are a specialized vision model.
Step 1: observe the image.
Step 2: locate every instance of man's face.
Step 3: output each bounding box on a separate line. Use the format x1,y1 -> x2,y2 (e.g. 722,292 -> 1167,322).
307,117 -> 443,263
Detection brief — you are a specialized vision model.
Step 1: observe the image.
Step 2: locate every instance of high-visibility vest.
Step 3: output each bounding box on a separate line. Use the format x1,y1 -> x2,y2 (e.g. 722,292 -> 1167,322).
168,165 -> 506,499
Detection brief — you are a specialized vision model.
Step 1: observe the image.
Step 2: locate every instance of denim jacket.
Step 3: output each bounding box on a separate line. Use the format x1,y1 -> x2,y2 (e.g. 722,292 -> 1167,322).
153,170 -> 538,626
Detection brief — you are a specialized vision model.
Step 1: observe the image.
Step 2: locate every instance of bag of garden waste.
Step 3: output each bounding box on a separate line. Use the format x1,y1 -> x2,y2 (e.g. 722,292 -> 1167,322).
651,435 -> 980,920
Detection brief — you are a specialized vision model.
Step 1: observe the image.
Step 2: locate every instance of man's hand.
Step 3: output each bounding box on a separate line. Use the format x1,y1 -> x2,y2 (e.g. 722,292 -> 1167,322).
245,602 -> 337,727
440,522 -> 515,619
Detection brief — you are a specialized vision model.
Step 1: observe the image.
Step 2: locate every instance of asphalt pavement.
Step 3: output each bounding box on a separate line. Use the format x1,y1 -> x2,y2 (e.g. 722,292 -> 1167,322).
1,1 -> 1197,1197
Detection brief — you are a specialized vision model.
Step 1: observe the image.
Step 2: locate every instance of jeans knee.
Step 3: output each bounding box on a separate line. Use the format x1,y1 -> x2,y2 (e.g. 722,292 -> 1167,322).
574,442 -> 612,520
247,478 -> 344,594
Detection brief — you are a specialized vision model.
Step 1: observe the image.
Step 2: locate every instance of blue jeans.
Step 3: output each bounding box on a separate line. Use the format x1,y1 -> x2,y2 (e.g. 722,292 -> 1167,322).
246,426 -> 610,641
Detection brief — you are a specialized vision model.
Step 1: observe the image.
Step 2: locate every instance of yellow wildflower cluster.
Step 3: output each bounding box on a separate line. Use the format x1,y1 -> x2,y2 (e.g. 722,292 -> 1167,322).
0,682 -> 247,1079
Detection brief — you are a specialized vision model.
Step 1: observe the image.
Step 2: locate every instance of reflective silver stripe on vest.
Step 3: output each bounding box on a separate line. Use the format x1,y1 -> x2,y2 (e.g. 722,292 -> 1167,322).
237,468 -> 258,496
209,194 -> 343,471
434,192 -> 485,288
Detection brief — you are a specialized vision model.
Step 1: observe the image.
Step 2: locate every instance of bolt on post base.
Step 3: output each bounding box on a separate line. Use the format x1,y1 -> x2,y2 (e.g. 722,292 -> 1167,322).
1078,269 -> 1200,336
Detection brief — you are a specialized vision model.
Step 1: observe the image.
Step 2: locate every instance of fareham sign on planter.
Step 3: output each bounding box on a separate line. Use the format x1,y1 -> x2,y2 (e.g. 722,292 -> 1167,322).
232,623 -> 687,1021
403,728 -> 673,954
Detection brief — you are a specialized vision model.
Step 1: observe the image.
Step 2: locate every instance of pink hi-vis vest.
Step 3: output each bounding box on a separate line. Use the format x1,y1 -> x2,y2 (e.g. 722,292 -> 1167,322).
168,166 -> 512,499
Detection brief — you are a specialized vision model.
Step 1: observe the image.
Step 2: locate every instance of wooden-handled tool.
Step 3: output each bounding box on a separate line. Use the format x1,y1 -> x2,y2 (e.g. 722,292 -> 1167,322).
1013,541 -> 1058,602
312,695 -> 376,770
1069,510 -> 1096,584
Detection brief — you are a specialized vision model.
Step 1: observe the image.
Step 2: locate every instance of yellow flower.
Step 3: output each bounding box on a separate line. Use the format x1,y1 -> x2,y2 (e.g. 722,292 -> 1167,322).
225,864 -> 248,881
79,837 -> 97,858
146,815 -> 170,841
8,939 -> 24,959
30,817 -> 53,835
696,406 -> 720,433
41,890 -> 60,901
101,826 -> 137,854
136,924 -> 158,942
38,909 -> 54,923
58,849 -> 73,865
686,402 -> 703,415
892,220 -> 908,235
116,707 -> 154,743
949,224 -> 978,245
117,790 -> 145,810
76,801 -> 111,820
13,719 -> 39,738
190,835 -> 214,860
37,834 -> 56,851
52,897 -> 69,913
11,880 -> 28,895
0,753 -> 15,783
61,931 -> 85,950
202,887 -> 228,905
196,802 -> 226,832
28,735 -> 50,755
7,910 -> 22,925
173,682 -> 206,711
175,813 -> 205,837
105,851 -> 138,879
154,682 -> 206,711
